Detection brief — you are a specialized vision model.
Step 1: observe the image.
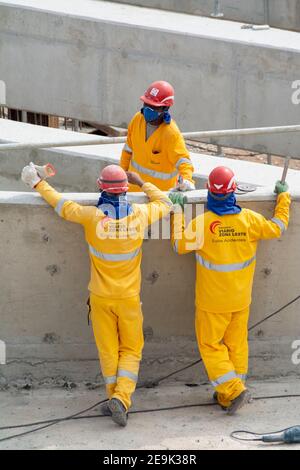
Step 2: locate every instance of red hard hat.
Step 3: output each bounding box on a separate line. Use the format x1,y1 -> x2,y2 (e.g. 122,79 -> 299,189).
207,166 -> 237,194
97,165 -> 128,194
140,81 -> 175,107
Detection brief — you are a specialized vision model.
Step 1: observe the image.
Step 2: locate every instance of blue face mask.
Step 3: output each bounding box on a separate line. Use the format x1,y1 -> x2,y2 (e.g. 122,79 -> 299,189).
207,191 -> 242,216
97,192 -> 133,220
141,107 -> 171,124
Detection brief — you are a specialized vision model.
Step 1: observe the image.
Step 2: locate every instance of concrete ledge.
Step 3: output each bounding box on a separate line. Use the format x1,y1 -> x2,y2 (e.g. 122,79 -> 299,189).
1,120 -> 300,193
1,2 -> 300,155
109,0 -> 300,32
1,186 -> 300,207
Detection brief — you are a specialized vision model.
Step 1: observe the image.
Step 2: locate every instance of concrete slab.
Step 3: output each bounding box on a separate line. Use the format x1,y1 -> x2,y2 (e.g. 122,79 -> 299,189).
1,119 -> 300,192
1,0 -> 300,50
0,379 -> 300,449
1,2 -> 300,155
109,0 -> 300,32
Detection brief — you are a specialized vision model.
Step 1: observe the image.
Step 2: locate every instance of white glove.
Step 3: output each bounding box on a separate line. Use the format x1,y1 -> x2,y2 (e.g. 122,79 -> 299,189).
21,162 -> 41,188
34,163 -> 56,179
175,178 -> 195,192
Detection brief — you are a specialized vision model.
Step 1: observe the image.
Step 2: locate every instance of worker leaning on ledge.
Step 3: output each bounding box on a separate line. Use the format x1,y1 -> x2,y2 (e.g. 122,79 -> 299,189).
169,167 -> 291,415
21,163 -> 172,428
120,80 -> 195,192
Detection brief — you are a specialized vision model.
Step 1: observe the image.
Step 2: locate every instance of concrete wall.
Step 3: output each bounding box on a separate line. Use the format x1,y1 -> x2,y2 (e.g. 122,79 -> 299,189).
108,1 -> 300,32
1,1 -> 300,156
1,188 -> 300,385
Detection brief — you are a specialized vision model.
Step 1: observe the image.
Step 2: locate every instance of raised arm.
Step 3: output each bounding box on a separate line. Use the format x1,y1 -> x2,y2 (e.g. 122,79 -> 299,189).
21,163 -> 96,225
248,183 -> 291,241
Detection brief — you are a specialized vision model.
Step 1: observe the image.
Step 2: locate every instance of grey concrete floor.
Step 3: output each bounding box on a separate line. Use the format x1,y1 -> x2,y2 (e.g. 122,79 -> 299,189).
0,379 -> 300,450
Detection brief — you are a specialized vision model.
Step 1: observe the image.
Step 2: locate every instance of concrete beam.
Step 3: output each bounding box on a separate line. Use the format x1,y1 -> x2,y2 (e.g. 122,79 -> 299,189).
2,119 -> 300,194
1,2 -> 300,156
108,1 -> 300,32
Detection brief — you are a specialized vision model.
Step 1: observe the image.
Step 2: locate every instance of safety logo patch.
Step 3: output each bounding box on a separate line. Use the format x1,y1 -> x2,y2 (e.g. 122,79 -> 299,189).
150,87 -> 159,97
210,220 -> 221,234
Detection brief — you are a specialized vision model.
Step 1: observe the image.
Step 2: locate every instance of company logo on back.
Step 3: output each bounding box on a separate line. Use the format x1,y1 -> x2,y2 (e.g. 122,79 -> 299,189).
209,220 -> 247,242
210,220 -> 221,234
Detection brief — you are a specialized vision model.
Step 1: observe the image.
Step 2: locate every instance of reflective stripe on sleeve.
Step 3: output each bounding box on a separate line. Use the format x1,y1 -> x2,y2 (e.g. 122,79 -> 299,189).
271,217 -> 286,234
123,143 -> 132,153
55,198 -> 67,216
176,158 -> 191,169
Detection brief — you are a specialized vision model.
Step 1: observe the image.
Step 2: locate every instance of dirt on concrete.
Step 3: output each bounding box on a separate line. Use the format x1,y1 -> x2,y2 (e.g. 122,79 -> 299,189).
0,378 -> 300,450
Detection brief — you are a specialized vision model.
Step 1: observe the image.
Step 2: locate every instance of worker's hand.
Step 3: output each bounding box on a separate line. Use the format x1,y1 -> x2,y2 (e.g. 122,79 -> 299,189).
21,162 -> 42,189
175,177 -> 195,192
33,163 -> 56,179
168,192 -> 187,210
274,180 -> 289,194
126,171 -> 145,187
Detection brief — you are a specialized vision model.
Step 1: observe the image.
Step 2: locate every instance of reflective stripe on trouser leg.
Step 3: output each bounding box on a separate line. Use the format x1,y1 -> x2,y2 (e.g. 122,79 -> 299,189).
223,307 -> 250,383
195,308 -> 246,408
112,297 -> 144,410
237,373 -> 247,382
89,294 -> 119,399
103,376 -> 117,399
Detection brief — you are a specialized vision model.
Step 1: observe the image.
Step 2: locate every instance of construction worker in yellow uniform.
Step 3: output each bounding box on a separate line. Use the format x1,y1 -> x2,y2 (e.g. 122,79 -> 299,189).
21,163 -> 172,427
170,166 -> 291,414
120,80 -> 195,192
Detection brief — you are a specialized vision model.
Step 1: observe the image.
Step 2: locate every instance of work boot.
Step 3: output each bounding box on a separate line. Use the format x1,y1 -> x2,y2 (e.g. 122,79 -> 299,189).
108,398 -> 128,427
212,391 -> 227,411
226,390 -> 252,416
100,401 -> 111,416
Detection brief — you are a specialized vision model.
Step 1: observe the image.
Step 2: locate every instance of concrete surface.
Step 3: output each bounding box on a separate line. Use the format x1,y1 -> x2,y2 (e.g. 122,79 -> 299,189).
1,1 -> 300,156
109,0 -> 300,32
0,379 -> 300,449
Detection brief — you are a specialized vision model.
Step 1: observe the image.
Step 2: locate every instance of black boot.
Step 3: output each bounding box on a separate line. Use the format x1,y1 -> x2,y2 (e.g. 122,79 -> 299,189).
100,401 -> 111,416
212,392 -> 227,410
108,398 -> 128,427
226,390 -> 252,415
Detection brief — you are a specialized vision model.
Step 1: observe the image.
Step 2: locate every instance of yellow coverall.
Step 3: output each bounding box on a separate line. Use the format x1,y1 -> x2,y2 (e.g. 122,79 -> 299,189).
36,180 -> 171,410
120,112 -> 194,192
171,192 -> 291,407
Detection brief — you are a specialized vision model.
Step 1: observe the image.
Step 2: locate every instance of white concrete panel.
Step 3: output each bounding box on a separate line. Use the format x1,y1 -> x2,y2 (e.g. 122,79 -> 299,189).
1,119 -> 300,192
1,2 -> 300,155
